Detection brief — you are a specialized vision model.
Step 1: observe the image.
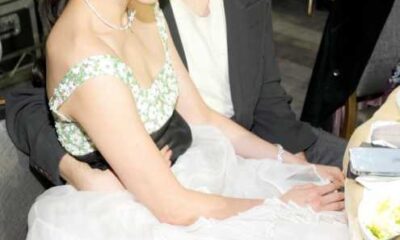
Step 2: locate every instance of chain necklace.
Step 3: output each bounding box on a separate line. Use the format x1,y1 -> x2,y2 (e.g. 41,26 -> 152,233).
82,0 -> 135,31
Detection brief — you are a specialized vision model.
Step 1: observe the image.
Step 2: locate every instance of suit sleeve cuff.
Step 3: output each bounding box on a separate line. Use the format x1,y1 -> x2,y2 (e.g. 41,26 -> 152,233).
31,124 -> 65,185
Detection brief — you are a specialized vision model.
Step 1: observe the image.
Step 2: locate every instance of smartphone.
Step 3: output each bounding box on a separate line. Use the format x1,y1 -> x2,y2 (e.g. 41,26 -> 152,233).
350,147 -> 400,177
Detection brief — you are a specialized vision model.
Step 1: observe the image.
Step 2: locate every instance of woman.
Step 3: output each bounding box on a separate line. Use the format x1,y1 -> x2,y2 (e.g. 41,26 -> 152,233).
27,0 -> 348,239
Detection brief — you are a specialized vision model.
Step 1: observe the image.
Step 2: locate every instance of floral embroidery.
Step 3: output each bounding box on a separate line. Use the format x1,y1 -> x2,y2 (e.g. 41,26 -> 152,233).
48,5 -> 178,156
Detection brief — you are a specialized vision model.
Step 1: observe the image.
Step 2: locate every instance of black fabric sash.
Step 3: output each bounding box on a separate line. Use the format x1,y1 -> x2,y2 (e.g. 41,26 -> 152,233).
76,110 -> 192,170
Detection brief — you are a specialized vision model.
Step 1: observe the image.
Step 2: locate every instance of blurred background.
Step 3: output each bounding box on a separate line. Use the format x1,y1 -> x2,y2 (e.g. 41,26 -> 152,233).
273,0 -> 328,118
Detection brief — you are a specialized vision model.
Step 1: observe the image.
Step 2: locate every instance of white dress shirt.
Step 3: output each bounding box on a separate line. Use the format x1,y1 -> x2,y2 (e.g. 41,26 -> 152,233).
170,0 -> 234,117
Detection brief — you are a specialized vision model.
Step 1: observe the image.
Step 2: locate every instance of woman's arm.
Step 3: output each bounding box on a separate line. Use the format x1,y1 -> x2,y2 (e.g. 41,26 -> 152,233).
59,145 -> 173,192
60,73 -> 262,225
208,110 -> 305,162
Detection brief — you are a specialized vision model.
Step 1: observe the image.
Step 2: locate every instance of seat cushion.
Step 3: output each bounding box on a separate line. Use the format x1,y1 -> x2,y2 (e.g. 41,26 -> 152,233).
0,120 -> 45,240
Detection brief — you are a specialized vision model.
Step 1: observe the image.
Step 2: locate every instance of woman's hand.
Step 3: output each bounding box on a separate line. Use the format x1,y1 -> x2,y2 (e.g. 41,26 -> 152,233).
280,183 -> 345,212
314,164 -> 345,185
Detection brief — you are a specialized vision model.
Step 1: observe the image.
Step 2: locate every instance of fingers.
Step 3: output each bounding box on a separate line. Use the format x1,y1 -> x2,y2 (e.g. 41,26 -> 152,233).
316,164 -> 345,185
165,149 -> 173,161
319,201 -> 345,212
332,179 -> 345,190
160,145 -> 169,155
327,166 -> 345,183
160,145 -> 173,167
160,145 -> 173,159
320,191 -> 345,205
333,169 -> 345,183
293,183 -> 316,190
293,182 -> 340,192
309,184 -> 345,212
316,183 -> 339,195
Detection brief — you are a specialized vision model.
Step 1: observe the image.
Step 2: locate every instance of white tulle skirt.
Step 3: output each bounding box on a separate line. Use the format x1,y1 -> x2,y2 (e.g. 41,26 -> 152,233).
27,126 -> 349,240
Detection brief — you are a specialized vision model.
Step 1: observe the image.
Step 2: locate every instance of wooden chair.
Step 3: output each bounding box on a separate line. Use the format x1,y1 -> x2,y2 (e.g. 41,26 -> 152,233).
340,92 -> 386,140
307,0 -> 314,16
341,93 -> 357,139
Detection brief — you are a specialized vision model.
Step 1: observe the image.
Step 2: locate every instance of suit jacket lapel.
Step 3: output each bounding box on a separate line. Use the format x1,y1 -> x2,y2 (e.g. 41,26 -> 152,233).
224,0 -> 244,116
224,0 -> 265,124
162,0 -> 188,69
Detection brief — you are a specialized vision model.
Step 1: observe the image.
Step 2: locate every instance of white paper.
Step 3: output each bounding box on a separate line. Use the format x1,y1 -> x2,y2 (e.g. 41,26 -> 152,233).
369,121 -> 400,148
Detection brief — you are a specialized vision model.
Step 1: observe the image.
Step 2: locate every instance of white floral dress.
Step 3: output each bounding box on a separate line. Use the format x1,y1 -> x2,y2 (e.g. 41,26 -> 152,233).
48,4 -> 178,157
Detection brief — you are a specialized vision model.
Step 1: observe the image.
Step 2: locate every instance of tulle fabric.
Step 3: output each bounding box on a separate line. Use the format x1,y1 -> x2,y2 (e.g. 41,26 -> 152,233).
27,126 -> 348,240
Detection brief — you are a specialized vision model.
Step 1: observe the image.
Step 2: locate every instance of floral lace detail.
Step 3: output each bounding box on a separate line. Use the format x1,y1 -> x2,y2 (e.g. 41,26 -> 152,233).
48,5 -> 178,156
258,199 -> 347,239
191,198 -> 347,240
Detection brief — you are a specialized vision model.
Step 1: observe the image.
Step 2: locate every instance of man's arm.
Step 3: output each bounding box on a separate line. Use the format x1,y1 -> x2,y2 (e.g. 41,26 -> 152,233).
5,87 -> 149,190
5,87 -> 65,185
251,1 -> 317,154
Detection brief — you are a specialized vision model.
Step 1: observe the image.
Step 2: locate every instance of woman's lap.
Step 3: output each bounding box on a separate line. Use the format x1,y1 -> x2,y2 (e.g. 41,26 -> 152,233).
27,126 -> 349,240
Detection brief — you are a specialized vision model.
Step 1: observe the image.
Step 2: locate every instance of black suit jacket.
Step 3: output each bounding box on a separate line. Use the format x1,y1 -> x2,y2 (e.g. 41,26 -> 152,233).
6,0 -> 316,185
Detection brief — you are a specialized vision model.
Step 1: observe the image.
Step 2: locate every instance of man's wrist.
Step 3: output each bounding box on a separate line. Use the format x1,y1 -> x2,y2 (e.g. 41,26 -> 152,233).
282,151 -> 309,165
294,152 -> 308,161
293,151 -> 309,164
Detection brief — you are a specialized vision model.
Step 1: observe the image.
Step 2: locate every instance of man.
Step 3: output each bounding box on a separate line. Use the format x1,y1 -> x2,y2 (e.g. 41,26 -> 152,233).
6,0 -> 345,189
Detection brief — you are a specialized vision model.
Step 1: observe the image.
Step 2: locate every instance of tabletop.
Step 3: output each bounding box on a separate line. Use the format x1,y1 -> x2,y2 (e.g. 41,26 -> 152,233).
343,87 -> 400,240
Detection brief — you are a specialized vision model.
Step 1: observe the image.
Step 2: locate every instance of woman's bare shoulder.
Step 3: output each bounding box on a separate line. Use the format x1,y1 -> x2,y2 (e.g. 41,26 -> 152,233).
45,23 -> 116,93
47,27 -> 114,68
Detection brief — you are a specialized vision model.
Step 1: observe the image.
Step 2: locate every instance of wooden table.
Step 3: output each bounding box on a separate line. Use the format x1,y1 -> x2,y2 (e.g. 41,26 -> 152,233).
343,87 -> 400,239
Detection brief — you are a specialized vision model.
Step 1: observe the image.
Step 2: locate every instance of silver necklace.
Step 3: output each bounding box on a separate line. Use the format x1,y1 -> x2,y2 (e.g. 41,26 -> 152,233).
82,0 -> 135,31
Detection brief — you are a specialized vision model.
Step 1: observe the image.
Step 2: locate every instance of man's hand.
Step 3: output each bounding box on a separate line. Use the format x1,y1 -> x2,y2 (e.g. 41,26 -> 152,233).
314,164 -> 345,185
293,151 -> 345,185
280,183 -> 345,212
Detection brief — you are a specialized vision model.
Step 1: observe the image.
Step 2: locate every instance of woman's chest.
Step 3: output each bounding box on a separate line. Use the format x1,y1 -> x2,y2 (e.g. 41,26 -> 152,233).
101,27 -> 167,89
